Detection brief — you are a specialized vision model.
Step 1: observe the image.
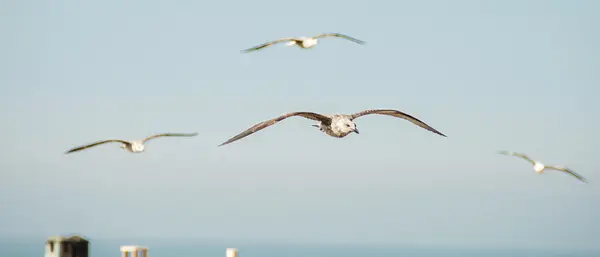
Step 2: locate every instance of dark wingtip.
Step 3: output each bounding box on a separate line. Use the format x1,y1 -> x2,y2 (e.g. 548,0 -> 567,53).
432,129 -> 447,137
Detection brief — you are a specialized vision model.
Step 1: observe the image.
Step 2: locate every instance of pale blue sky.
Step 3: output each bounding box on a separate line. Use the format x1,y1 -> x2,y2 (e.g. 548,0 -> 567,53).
1,0 -> 599,252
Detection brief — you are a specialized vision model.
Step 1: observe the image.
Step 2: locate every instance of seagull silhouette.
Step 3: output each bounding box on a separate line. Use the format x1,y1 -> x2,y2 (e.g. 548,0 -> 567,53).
497,150 -> 587,183
219,109 -> 445,146
241,33 -> 365,53
65,133 -> 198,154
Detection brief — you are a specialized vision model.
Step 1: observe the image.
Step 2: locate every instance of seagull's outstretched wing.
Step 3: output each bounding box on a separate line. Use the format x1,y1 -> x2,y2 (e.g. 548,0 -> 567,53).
546,165 -> 587,183
241,37 -> 297,53
65,139 -> 130,154
219,112 -> 331,146
349,109 -> 446,137
497,151 -> 536,165
142,132 -> 199,143
314,33 -> 366,45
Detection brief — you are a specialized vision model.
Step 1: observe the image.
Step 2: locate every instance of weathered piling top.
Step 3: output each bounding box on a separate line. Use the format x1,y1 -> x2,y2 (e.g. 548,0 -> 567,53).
45,235 -> 89,257
46,235 -> 89,244
120,245 -> 149,257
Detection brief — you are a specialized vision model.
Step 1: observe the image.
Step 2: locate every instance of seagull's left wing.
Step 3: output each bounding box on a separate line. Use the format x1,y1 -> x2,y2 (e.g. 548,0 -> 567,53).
349,109 -> 446,137
142,133 -> 199,143
313,33 -> 366,45
546,165 -> 587,183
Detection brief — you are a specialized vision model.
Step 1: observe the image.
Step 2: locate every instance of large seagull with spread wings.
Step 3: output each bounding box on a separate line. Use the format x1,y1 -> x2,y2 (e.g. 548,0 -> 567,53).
65,133 -> 198,154
497,150 -> 587,182
218,109 -> 446,146
241,33 -> 365,53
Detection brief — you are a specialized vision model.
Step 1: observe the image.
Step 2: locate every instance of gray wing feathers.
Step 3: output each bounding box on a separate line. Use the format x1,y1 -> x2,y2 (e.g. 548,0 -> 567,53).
65,139 -> 130,154
219,112 -> 331,146
241,37 -> 296,53
350,109 -> 446,137
546,165 -> 587,183
497,151 -> 536,165
142,133 -> 198,143
314,33 -> 366,44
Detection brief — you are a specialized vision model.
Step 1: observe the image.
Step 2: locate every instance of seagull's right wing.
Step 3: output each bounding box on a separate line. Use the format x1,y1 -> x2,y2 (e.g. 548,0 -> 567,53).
65,139 -> 130,154
218,112 -> 331,146
241,37 -> 296,53
497,150 -> 536,165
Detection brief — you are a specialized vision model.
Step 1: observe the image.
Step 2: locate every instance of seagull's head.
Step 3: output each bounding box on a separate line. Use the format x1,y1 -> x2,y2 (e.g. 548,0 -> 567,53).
334,118 -> 359,135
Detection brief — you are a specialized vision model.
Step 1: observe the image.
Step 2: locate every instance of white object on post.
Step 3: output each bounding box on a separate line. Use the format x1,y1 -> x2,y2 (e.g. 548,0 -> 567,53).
226,248 -> 239,257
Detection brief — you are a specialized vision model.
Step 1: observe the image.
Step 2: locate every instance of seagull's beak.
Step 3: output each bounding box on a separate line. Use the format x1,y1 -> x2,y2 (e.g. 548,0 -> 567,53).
353,128 -> 359,134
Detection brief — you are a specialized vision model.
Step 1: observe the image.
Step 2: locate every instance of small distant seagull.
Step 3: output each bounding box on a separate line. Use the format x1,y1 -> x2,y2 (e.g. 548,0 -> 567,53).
219,109 -> 446,146
241,33 -> 365,53
497,151 -> 587,182
65,133 -> 198,154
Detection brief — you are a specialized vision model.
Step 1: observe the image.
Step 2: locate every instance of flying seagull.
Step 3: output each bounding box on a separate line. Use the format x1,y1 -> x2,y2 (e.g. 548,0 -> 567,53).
218,109 -> 446,146
241,33 -> 365,53
497,150 -> 587,182
65,133 -> 199,154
